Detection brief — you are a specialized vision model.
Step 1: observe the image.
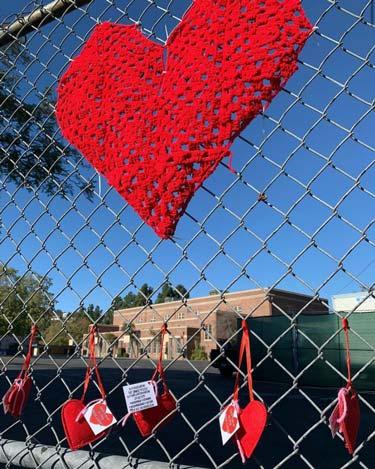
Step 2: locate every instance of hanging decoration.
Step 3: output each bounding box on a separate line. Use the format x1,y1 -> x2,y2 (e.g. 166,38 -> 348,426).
61,325 -> 116,450
56,0 -> 312,239
329,318 -> 360,455
121,324 -> 176,437
220,320 -> 267,462
3,325 -> 38,418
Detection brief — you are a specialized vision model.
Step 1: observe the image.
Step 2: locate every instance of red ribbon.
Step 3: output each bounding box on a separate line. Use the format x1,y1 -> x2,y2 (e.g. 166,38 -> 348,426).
82,325 -> 106,401
151,323 -> 169,390
342,318 -> 352,388
21,324 -> 38,377
231,320 -> 256,463
233,320 -> 254,402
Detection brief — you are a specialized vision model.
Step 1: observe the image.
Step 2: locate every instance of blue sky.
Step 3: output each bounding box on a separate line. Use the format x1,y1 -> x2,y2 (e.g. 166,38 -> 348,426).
0,0 -> 374,314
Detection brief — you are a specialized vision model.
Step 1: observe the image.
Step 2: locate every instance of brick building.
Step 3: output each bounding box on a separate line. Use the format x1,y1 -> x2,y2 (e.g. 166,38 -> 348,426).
86,288 -> 328,359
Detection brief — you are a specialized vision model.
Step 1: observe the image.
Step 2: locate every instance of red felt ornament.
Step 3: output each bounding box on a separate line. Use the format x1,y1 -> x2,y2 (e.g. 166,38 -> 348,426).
56,0 -> 312,239
329,318 -> 360,455
61,325 -> 112,450
231,320 -> 267,463
122,324 -> 176,437
3,325 -> 38,418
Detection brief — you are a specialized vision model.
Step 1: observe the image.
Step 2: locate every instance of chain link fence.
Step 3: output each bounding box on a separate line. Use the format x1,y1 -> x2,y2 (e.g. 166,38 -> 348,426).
0,0 -> 374,468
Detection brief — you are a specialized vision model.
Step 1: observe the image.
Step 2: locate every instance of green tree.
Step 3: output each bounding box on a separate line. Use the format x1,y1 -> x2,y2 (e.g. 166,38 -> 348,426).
134,283 -> 153,306
122,292 -> 137,308
0,264 -> 53,336
0,47 -> 93,198
44,320 -> 68,345
111,296 -> 125,310
103,295 -> 124,325
155,282 -> 189,304
44,312 -> 91,345
86,303 -> 102,321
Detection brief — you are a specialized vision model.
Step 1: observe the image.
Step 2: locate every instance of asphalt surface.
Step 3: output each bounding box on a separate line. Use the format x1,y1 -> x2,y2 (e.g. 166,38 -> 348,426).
0,358 -> 374,468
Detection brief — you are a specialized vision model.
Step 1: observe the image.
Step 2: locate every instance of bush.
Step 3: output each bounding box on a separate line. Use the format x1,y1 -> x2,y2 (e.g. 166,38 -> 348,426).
190,345 -> 208,360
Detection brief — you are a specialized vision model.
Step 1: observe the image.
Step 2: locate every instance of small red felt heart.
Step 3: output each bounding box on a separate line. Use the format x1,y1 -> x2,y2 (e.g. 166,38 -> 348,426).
341,389 -> 360,455
3,376 -> 32,418
133,389 -> 176,437
61,399 -> 108,451
222,403 -> 238,434
56,0 -> 311,239
235,400 -> 267,460
89,402 -> 113,426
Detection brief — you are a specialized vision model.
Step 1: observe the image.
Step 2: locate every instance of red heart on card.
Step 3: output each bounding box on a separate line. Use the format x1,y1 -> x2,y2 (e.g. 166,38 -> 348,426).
56,0 -> 311,239
61,399 -> 108,451
133,389 -> 176,437
341,388 -> 360,455
235,400 -> 267,460
89,401 -> 113,426
222,403 -> 238,434
3,375 -> 32,418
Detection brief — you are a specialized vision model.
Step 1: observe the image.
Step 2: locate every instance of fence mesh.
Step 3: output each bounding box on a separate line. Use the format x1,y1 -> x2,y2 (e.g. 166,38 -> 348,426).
0,0 -> 374,468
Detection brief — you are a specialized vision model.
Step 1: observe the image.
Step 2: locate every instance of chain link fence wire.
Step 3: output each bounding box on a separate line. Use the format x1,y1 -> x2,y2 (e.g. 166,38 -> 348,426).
0,0 -> 374,468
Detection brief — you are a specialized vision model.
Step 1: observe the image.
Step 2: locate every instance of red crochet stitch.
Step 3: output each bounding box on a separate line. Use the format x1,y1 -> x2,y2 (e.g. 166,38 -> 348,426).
56,0 -> 312,239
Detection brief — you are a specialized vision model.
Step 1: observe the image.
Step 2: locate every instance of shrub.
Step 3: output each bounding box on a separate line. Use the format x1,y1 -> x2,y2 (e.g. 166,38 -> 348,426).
190,345 -> 208,360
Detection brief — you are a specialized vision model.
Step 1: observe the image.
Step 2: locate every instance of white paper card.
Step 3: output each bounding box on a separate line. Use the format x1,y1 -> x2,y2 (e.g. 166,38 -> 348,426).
83,400 -> 117,435
123,380 -> 158,413
219,401 -> 240,445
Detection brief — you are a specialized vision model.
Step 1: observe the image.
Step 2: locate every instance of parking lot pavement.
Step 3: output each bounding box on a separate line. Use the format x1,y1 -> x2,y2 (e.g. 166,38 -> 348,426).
0,358 -> 374,468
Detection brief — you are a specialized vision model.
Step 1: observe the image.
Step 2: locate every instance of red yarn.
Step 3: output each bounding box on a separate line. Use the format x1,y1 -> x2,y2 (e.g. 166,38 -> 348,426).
56,0 -> 312,239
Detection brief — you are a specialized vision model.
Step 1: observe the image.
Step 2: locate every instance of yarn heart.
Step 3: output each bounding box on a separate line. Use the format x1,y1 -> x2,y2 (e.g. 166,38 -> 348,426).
56,0 -> 311,239
61,399 -> 107,451
89,401 -> 114,427
235,400 -> 267,459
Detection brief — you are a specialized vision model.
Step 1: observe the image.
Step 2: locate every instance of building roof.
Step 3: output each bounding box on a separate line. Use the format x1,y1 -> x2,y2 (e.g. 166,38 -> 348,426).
114,287 -> 328,314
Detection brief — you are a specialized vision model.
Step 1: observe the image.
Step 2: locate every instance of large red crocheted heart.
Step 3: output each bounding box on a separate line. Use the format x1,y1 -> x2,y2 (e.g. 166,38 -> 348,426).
61,399 -> 108,451
235,400 -> 267,459
56,0 -> 312,239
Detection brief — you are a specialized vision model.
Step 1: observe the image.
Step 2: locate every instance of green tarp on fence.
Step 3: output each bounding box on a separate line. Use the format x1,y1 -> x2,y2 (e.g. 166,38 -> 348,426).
247,312 -> 375,390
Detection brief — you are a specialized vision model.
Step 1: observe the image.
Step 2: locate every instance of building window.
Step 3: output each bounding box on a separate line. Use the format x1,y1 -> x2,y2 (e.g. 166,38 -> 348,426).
177,311 -> 185,320
151,312 -> 156,322
234,306 -> 243,313
204,324 -> 213,340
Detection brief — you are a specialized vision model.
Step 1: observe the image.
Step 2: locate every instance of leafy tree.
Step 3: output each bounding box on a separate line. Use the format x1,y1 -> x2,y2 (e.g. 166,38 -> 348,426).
155,282 -> 189,304
0,264 -> 53,336
134,283 -> 153,306
86,303 -> 102,321
44,312 -> 91,345
111,296 -> 125,310
0,46 -> 93,198
101,295 -> 125,326
43,320 -> 68,345
122,292 -> 137,308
